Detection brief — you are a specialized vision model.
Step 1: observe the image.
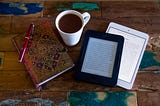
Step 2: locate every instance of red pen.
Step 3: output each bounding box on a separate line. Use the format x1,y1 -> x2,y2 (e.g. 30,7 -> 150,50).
19,23 -> 34,62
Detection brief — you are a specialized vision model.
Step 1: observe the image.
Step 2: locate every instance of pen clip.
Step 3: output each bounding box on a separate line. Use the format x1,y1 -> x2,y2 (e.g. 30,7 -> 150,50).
30,25 -> 34,40
19,23 -> 34,62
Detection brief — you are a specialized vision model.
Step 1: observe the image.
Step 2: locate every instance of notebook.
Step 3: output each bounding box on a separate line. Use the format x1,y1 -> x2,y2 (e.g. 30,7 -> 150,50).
12,21 -> 74,88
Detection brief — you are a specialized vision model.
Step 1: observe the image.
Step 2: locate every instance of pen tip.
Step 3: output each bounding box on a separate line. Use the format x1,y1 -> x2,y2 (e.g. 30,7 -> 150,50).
19,60 -> 22,63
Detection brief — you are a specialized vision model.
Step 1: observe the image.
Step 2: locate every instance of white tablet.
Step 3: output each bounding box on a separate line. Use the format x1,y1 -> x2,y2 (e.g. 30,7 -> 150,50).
106,22 -> 149,89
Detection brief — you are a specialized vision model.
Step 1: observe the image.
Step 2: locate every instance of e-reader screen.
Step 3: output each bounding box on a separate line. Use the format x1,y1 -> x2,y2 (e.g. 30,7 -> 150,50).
81,37 -> 118,78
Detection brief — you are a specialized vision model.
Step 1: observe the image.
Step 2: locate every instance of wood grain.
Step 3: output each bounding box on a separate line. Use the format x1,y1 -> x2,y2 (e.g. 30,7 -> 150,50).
0,1 -> 160,106
101,1 -> 160,19
0,16 -> 11,34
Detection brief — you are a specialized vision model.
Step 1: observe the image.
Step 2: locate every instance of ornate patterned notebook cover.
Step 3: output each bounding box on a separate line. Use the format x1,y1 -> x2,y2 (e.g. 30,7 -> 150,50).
12,21 -> 74,88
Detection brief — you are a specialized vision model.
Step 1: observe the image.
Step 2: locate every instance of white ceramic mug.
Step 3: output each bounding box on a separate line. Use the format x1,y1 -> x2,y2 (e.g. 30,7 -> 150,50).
55,10 -> 90,46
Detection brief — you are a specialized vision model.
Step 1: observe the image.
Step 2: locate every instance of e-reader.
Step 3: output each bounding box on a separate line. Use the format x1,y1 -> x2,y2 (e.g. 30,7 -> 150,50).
75,30 -> 124,87
106,22 -> 149,89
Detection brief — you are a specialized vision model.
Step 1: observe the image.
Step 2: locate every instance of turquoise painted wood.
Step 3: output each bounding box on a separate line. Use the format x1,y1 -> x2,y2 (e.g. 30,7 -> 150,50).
57,2 -> 100,11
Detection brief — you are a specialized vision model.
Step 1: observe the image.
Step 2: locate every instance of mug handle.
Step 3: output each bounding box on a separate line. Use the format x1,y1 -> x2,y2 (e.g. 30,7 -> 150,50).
82,12 -> 91,27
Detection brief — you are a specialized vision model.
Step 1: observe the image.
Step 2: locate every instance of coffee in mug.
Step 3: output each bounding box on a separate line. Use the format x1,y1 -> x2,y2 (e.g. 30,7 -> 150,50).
55,10 -> 90,46
59,14 -> 83,33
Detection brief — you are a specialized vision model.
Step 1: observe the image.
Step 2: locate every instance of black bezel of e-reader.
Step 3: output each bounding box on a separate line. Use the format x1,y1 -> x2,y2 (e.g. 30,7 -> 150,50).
75,30 -> 124,87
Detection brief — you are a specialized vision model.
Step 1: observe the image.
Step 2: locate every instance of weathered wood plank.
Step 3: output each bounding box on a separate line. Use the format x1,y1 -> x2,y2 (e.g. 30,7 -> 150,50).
0,34 -> 17,52
101,1 -> 160,19
2,52 -> 26,71
104,16 -> 160,34
0,90 -> 138,106
0,90 -> 68,105
0,16 -> 11,34
43,2 -> 101,17
0,52 -> 25,71
0,70 -> 34,90
137,91 -> 160,106
11,16 -> 49,33
134,72 -> 160,92
43,71 -> 160,92
0,2 -> 43,17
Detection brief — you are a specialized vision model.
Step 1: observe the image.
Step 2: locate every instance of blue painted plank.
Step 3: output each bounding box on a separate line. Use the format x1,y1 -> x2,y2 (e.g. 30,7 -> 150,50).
0,2 -> 43,15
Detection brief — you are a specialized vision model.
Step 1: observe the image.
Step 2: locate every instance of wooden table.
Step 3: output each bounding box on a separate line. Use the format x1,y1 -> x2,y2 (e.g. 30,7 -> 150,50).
0,1 -> 160,106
